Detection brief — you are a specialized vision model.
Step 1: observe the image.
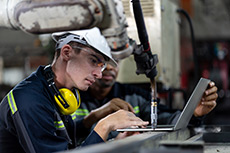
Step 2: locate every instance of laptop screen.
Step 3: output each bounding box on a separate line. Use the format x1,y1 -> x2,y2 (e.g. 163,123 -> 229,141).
173,78 -> 210,130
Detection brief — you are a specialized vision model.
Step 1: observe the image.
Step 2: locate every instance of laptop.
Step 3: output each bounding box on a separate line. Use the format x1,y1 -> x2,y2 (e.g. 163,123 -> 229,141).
117,78 -> 210,132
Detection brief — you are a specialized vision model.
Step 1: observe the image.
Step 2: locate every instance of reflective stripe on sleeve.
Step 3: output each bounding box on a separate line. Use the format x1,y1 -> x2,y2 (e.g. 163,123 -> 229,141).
70,109 -> 89,121
75,109 -> 89,116
134,106 -> 140,114
54,120 -> 65,130
70,112 -> 77,121
7,90 -> 18,115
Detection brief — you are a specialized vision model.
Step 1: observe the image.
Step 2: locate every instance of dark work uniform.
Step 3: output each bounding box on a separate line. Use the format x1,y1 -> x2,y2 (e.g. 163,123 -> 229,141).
76,82 -> 203,145
0,66 -> 104,153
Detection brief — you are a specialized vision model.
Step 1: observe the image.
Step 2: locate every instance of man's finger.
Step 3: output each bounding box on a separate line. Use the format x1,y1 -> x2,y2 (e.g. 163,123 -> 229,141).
114,99 -> 134,113
201,101 -> 217,107
202,93 -> 218,101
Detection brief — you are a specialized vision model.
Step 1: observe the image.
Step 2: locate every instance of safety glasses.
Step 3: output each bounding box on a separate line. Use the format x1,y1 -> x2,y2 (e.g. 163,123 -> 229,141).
72,46 -> 107,72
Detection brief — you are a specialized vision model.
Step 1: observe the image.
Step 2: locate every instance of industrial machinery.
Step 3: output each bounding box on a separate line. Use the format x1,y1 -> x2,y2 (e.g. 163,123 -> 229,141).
2,1 -> 226,152
0,0 -> 181,107
0,0 -> 133,58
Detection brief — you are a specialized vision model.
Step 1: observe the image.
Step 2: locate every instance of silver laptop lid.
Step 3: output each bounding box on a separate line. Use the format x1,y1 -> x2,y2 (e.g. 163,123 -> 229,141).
174,78 -> 210,130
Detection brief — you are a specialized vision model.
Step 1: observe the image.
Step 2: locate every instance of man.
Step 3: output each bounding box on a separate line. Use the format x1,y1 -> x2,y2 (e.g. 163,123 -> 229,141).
76,62 -> 218,143
0,27 -> 149,153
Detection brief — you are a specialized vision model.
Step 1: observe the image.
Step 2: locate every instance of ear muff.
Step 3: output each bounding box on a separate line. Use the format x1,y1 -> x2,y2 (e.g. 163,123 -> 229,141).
54,88 -> 81,115
43,65 -> 81,115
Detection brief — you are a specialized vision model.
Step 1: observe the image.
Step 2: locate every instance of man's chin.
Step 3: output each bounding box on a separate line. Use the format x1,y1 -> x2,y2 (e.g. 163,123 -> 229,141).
78,86 -> 89,91
98,80 -> 115,88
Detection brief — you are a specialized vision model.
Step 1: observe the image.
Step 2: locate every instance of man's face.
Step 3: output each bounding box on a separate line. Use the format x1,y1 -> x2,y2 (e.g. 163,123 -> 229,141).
65,45 -> 106,91
93,63 -> 119,88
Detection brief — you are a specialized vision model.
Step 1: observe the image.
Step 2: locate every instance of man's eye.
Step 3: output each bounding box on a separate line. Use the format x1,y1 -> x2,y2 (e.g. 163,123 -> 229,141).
89,57 -> 98,65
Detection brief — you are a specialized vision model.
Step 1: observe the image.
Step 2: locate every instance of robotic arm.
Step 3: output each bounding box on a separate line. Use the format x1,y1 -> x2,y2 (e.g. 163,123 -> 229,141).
0,0 -> 132,58
0,0 -> 158,81
0,0 -> 103,32
1,0 -> 158,80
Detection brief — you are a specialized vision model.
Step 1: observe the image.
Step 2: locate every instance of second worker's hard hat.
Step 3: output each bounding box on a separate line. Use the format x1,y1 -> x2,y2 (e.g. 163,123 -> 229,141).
51,27 -> 117,67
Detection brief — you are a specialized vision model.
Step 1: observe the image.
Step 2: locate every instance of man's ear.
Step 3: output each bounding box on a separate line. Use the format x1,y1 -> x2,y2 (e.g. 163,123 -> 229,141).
60,44 -> 72,61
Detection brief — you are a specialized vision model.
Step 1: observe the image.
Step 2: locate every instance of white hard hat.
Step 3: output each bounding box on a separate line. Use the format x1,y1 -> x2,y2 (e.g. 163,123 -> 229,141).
51,27 -> 117,67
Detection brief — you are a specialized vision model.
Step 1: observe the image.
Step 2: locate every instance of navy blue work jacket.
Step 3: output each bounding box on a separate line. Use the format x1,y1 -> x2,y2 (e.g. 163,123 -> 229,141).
0,66 -> 104,153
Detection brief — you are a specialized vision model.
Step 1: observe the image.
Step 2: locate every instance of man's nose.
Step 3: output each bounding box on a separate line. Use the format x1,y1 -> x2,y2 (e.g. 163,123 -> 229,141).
93,67 -> 102,79
104,64 -> 114,70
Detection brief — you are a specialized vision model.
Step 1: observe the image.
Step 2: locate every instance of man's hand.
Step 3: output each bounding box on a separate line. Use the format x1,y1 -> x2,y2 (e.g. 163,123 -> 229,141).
97,98 -> 134,115
194,81 -> 218,117
94,110 -> 149,141
83,98 -> 134,128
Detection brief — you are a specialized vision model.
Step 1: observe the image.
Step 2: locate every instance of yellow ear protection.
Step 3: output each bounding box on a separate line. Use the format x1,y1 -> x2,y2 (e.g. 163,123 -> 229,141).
43,65 -> 81,115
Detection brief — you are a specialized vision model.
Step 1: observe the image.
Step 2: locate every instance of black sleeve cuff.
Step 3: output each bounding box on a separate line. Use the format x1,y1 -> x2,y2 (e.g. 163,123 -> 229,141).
189,115 -> 205,127
76,118 -> 91,136
81,130 -> 104,147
